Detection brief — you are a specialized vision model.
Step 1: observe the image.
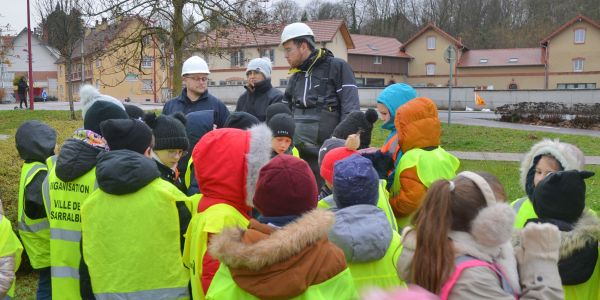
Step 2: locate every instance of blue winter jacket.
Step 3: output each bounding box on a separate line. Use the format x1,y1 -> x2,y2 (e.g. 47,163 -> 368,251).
163,88 -> 230,128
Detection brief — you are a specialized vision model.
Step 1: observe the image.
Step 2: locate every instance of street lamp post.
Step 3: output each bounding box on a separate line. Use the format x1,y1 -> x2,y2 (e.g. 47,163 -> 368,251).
444,46 -> 457,126
26,0 -> 34,110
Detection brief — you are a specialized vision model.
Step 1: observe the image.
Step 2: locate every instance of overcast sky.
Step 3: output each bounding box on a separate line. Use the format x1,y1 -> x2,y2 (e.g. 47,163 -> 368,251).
1,0 -> 40,34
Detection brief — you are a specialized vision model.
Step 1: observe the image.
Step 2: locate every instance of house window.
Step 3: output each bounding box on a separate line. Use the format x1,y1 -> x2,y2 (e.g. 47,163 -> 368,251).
574,29 -> 586,44
259,49 -> 275,63
557,83 -> 596,89
230,50 -> 245,67
95,59 -> 101,68
479,59 -> 488,64
573,58 -> 584,72
366,78 -> 385,87
142,56 -> 153,68
373,56 -> 382,64
279,79 -> 288,87
142,79 -> 152,91
426,63 -> 436,76
125,73 -> 138,81
355,77 -> 365,87
427,37 -> 436,50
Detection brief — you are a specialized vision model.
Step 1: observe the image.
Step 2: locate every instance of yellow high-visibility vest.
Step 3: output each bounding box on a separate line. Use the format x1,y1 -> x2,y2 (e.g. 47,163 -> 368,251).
82,178 -> 190,299
17,162 -> 50,269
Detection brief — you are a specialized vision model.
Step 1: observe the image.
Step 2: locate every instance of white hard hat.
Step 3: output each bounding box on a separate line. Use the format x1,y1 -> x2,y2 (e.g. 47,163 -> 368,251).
280,22 -> 314,45
182,56 -> 210,76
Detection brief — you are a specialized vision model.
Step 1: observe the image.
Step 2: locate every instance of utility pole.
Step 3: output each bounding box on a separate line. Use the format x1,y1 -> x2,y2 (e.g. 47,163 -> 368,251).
26,0 -> 34,110
444,46 -> 456,126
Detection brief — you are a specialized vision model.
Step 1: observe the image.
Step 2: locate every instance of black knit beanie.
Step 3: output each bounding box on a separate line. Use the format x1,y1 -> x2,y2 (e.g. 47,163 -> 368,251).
266,103 -> 292,123
144,112 -> 189,151
332,109 -> 378,149
84,101 -> 129,135
532,170 -> 595,223
123,104 -> 145,120
224,111 -> 260,130
100,119 -> 153,154
268,113 -> 295,138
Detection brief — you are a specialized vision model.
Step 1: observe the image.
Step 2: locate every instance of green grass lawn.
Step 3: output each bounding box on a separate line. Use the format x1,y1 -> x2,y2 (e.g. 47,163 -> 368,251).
2,111 -> 600,298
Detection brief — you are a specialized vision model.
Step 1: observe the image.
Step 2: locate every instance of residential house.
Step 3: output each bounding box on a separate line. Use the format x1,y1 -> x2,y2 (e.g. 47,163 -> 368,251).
541,14 -> 600,89
456,48 -> 545,89
56,17 -> 169,102
401,23 -> 467,87
199,19 -> 354,88
348,34 -> 410,87
2,28 -> 59,99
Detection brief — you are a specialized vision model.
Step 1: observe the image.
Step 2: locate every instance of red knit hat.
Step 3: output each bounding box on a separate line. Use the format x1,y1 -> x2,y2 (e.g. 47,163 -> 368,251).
254,154 -> 318,217
320,147 -> 358,184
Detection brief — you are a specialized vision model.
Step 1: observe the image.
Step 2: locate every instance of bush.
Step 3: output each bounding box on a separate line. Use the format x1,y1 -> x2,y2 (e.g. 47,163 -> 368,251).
495,102 -> 599,128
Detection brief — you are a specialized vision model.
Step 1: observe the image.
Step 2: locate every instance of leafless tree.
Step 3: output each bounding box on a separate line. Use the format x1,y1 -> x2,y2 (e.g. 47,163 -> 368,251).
81,0 -> 268,95
270,0 -> 300,24
36,0 -> 84,119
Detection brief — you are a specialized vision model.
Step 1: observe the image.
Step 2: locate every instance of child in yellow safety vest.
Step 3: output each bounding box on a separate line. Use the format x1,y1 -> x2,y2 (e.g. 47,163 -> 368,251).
520,169 -> 600,300
15,120 -> 56,299
512,139 -> 586,228
0,199 -> 23,300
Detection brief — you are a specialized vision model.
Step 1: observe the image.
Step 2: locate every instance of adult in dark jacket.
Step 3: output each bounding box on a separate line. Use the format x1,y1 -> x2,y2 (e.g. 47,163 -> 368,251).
17,77 -> 28,109
235,57 -> 283,121
281,22 -> 360,186
163,56 -> 230,128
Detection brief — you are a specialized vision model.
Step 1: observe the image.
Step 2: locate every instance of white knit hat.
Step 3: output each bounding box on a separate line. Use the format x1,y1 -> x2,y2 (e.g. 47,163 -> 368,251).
80,85 -> 125,119
246,57 -> 272,79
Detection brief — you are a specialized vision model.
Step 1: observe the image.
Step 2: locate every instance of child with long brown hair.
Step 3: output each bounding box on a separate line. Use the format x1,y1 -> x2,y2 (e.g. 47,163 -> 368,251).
397,171 -> 564,299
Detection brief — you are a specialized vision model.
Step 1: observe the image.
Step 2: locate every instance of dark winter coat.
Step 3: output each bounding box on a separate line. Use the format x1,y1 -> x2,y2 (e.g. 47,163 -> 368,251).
235,80 -> 283,122
163,88 -> 229,128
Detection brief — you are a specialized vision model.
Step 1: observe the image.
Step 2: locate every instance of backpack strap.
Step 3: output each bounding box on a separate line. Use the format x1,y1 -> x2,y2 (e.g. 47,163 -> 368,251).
440,256 -> 517,300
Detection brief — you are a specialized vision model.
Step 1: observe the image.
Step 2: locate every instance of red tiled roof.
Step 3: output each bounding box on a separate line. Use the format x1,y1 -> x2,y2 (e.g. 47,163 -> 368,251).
401,23 -> 467,51
458,48 -> 543,67
348,34 -> 410,58
541,14 -> 600,44
202,19 -> 354,49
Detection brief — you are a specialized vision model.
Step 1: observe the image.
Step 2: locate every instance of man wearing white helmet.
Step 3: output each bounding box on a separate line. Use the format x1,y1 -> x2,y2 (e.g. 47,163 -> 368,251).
163,56 -> 230,128
280,22 -> 359,186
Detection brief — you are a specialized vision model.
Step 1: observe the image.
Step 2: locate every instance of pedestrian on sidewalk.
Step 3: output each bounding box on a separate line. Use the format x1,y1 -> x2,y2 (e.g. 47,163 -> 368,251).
17,77 -> 28,109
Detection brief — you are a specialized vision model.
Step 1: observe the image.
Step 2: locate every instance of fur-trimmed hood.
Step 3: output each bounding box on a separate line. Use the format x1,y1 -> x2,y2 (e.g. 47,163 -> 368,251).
520,139 -> 585,191
209,209 -> 336,269
558,210 -> 600,258
208,209 -> 348,299
194,123 -> 272,215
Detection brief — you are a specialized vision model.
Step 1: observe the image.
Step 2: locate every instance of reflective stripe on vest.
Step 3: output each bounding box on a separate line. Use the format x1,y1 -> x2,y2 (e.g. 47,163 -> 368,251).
52,266 -> 80,279
17,162 -> 50,269
51,228 -> 82,242
95,287 -> 189,300
83,178 -> 190,299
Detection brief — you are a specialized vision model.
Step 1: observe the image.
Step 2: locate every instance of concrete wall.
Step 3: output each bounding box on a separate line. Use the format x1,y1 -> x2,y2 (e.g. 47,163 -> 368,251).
208,85 -> 600,109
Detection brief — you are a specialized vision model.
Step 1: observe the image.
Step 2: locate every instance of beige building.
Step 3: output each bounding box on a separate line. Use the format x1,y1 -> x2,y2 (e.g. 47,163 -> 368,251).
401,23 -> 467,87
348,34 -> 410,86
456,48 -> 545,90
198,20 -> 353,88
542,15 -> 600,89
57,17 -> 170,102
401,15 -> 599,90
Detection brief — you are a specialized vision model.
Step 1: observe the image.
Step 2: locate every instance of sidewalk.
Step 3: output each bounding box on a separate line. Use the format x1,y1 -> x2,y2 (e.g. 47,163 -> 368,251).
450,151 -> 600,165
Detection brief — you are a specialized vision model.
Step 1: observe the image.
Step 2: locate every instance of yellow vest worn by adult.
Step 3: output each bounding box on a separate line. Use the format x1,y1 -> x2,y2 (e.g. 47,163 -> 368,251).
17,162 -> 50,269
206,265 -> 358,299
42,167 -> 97,300
82,178 -> 190,299
348,230 -> 405,292
318,180 -> 398,232
0,214 -> 23,300
391,147 -> 459,229
182,204 -> 249,300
